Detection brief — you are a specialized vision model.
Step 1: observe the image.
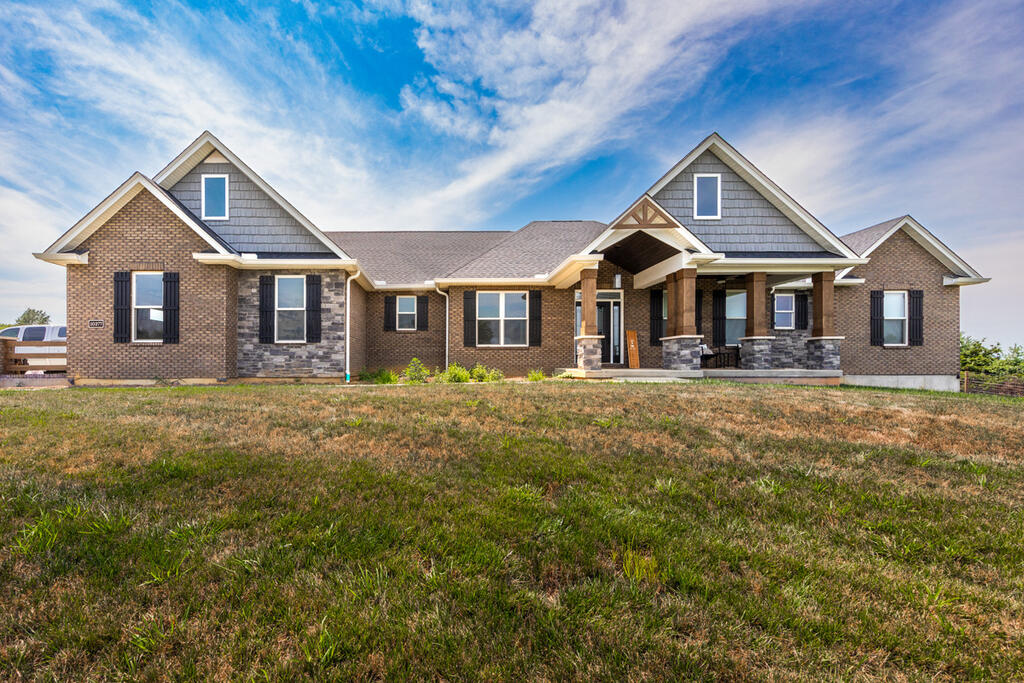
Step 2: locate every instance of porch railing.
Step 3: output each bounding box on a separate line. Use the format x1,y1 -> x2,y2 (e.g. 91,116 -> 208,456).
701,346 -> 739,369
1,339 -> 68,374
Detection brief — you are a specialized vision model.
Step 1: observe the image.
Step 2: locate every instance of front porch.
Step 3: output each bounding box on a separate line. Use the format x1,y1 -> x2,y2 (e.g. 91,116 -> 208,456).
572,196 -> 849,380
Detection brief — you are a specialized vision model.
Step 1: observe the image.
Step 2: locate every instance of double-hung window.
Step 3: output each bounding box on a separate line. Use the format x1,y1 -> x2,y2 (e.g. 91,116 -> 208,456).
774,293 -> 795,329
396,295 -> 417,331
133,272 -> 164,342
725,290 -> 746,345
275,275 -> 306,343
477,291 -> 527,346
693,173 -> 721,220
201,174 -> 229,220
883,291 -> 907,346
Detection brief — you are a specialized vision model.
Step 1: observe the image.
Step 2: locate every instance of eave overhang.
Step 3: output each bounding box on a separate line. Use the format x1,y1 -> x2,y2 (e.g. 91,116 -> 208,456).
32,251 -> 89,266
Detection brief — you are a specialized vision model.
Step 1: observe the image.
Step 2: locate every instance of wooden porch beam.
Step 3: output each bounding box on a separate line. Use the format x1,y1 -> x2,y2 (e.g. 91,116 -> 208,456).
745,272 -> 768,337
580,268 -> 598,336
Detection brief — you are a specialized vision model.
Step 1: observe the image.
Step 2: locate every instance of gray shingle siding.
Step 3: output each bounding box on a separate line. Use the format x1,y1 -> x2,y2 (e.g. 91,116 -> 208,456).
653,150 -> 824,253
169,160 -> 330,254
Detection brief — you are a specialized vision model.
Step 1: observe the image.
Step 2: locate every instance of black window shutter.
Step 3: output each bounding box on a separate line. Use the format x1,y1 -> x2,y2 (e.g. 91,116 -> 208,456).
712,290 -> 726,347
796,292 -> 809,330
769,292 -> 776,330
528,290 -> 542,346
463,290 -> 476,347
163,272 -> 179,344
417,295 -> 429,331
114,271 -> 130,343
306,275 -> 322,343
695,289 -> 703,335
383,295 -> 396,331
259,275 -> 274,344
649,289 -> 664,346
870,290 -> 884,346
908,290 -> 924,346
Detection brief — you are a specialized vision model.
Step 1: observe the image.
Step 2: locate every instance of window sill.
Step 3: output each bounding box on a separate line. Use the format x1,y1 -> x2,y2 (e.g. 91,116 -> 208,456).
694,215 -> 721,221
275,341 -> 308,345
883,344 -> 909,348
476,344 -> 529,348
131,340 -> 163,345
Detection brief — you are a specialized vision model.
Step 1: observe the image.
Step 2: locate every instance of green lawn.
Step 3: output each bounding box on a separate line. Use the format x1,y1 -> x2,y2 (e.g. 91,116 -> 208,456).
1,381 -> 1022,680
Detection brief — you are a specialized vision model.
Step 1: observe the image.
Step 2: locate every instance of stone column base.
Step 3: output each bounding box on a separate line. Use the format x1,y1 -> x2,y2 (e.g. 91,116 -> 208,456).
739,336 -> 775,370
661,335 -> 703,371
575,335 -> 603,372
805,336 -> 843,370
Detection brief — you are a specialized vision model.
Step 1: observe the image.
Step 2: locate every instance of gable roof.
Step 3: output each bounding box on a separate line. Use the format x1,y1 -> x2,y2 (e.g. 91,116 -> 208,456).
445,221 -> 607,278
839,215 -> 985,279
647,133 -> 858,259
153,131 -> 349,259
327,230 -> 510,286
36,172 -> 236,261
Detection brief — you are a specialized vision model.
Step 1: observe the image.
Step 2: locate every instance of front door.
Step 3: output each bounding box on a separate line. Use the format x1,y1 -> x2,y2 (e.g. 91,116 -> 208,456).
596,301 -> 613,363
576,295 -> 622,365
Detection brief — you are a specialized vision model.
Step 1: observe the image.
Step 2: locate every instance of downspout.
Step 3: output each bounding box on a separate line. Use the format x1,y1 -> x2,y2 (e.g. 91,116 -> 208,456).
435,283 -> 449,368
345,269 -> 361,382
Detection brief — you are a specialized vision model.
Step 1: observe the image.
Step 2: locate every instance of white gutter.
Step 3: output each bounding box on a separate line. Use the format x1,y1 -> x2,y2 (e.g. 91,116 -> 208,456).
435,283 -> 449,368
345,268 -> 361,382
191,253 -> 359,270
33,252 -> 89,266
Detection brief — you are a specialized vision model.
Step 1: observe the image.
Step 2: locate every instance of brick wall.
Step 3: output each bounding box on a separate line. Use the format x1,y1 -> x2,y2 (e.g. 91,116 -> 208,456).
836,228 -> 960,376
236,270 -> 346,377
67,191 -> 236,379
363,290 -> 447,372
450,286 -> 574,376
348,281 -> 367,375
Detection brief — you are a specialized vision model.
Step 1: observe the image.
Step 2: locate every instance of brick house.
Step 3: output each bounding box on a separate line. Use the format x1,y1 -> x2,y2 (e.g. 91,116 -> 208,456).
35,131 -> 988,390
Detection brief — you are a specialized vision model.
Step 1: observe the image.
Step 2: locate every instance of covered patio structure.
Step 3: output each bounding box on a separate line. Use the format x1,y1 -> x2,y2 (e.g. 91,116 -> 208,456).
567,196 -> 866,382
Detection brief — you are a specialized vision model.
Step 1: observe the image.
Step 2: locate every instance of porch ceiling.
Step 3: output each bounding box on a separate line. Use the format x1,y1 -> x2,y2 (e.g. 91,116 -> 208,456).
599,231 -> 681,273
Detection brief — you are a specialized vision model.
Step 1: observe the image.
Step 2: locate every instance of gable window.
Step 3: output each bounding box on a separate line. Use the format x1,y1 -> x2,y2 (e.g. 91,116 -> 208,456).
477,291 -> 527,346
725,290 -> 746,345
396,295 -> 417,331
275,275 -> 306,343
201,174 -> 229,220
132,272 -> 164,342
883,291 -> 907,346
693,173 -> 721,220
774,293 -> 795,330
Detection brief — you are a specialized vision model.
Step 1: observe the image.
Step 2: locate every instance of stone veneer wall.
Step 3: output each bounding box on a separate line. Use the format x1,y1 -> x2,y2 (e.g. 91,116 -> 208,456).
769,295 -> 814,369
236,270 -> 347,376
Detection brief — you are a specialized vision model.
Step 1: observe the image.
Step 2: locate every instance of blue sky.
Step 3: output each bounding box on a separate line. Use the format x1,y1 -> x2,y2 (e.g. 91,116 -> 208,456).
1,0 -> 1022,345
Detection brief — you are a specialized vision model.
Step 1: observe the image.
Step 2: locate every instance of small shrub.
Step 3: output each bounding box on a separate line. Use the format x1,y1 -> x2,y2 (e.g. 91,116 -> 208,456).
527,369 -> 545,382
403,358 -> 430,384
359,368 -> 398,384
436,363 -> 471,383
469,363 -> 490,382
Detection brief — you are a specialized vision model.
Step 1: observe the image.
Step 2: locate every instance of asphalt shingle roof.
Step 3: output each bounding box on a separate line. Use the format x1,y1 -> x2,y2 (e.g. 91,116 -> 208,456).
325,230 -> 510,285
327,221 -> 607,285
840,216 -> 907,256
445,221 -> 607,278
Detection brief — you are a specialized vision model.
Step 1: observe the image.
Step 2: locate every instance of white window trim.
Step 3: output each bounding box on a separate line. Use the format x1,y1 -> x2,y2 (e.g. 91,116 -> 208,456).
725,289 -> 746,347
477,291 -> 529,347
396,295 -> 417,331
693,173 -> 722,220
275,275 -> 306,344
201,173 -> 230,220
883,290 -> 908,347
773,292 -> 795,330
131,271 -> 163,343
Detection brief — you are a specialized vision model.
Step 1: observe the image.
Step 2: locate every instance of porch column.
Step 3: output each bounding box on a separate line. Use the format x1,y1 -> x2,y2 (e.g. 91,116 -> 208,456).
575,268 -> 601,371
811,271 -> 835,337
745,272 -> 768,337
580,268 -> 598,336
664,274 -> 677,337
739,271 -> 774,370
806,270 -> 843,370
677,268 -> 697,335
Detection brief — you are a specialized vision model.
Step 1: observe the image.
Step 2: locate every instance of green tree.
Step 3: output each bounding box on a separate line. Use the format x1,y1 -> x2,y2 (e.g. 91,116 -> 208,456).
14,308 -> 50,325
